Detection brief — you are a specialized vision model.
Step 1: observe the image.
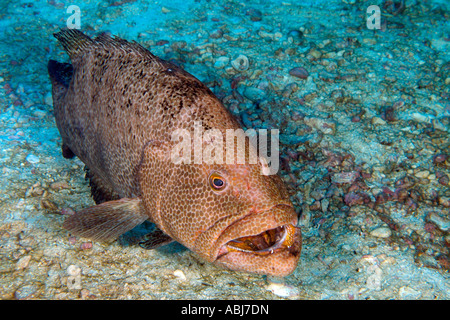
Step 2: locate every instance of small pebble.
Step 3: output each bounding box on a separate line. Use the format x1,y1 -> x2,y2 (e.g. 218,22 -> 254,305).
433,154 -> 448,164
332,172 -> 359,184
426,212 -> 450,232
80,242 -> 93,250
366,267 -> 383,291
213,56 -> 229,69
67,265 -> 81,276
289,67 -> 309,79
25,154 -> 40,164
246,8 -> 262,21
80,288 -> 91,299
138,32 -> 149,38
231,54 -> 249,72
398,286 -> 421,299
209,29 -> 224,39
44,92 -> 53,106
287,29 -> 304,43
266,281 -> 299,298
438,175 -> 449,186
40,199 -> 58,211
279,133 -> 309,146
371,117 -> 387,125
50,181 -> 70,191
156,40 -> 169,46
68,236 -> 77,245
370,226 -> 392,238
61,207 -> 75,215
33,110 -> 47,118
414,170 -> 430,179
308,48 -> 322,59
240,112 -> 252,128
14,285 -> 38,299
304,116 -> 336,135
438,196 -> 450,207
445,234 -> 450,244
173,269 -> 187,281
411,112 -> 434,123
242,86 -> 266,102
15,255 -> 31,270
381,105 -> 397,122
161,6 -> 171,13
321,198 -> 329,213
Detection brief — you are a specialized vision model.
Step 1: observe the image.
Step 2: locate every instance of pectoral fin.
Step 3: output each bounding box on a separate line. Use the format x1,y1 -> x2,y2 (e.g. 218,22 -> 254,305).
63,197 -> 148,242
139,228 -> 174,250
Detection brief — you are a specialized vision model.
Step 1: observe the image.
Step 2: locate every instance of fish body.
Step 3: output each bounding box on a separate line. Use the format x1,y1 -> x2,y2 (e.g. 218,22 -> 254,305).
48,29 -> 301,276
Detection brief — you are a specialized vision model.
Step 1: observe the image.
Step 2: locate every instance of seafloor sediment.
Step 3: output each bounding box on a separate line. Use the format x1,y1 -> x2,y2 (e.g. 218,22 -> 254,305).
0,0 -> 449,299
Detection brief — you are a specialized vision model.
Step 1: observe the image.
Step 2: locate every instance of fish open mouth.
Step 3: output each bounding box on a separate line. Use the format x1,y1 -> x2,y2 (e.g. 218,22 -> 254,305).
217,224 -> 299,257
197,204 -> 302,276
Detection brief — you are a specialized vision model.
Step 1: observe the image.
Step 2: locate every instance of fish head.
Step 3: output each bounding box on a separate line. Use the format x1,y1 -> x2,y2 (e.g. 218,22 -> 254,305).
191,162 -> 302,277
139,134 -> 301,277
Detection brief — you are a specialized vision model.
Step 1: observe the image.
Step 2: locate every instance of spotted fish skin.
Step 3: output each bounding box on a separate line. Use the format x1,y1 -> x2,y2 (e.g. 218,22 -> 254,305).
48,29 -> 301,276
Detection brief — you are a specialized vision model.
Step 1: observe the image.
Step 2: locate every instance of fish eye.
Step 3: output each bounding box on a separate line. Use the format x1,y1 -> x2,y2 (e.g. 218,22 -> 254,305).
209,172 -> 226,191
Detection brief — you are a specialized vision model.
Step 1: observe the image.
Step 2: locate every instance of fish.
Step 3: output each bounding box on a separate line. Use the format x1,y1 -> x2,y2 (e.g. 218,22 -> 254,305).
47,29 -> 301,276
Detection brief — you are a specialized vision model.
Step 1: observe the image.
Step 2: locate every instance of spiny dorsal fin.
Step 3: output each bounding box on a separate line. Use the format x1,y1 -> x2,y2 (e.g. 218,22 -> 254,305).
54,29 -> 95,59
55,29 -> 163,67
94,32 -> 160,62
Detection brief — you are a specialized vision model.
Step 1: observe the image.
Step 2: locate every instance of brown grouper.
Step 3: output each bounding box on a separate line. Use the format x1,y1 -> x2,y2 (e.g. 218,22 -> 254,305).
47,29 -> 301,276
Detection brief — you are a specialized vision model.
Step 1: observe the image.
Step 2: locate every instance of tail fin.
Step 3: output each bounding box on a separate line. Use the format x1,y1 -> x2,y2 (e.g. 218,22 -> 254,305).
54,29 -> 94,60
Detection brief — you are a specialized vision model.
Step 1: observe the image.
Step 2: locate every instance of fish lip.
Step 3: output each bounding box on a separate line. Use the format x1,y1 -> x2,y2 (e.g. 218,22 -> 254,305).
210,204 -> 299,261
214,220 -> 302,277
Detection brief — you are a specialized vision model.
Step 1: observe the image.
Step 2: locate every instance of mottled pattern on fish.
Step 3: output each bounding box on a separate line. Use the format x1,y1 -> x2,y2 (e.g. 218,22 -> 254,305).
48,29 -> 301,276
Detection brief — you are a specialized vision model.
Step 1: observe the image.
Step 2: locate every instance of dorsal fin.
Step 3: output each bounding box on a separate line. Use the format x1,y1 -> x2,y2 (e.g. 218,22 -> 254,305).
54,29 -> 95,59
55,29 -> 162,66
94,32 -> 161,62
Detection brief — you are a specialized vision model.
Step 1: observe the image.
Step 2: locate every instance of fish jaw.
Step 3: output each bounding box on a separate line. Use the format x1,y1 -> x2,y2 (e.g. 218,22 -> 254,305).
200,204 -> 302,276
215,230 -> 301,277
